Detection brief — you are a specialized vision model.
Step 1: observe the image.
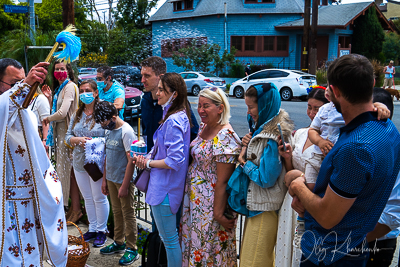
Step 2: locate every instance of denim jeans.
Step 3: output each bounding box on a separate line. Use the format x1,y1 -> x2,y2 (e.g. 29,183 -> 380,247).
151,195 -> 182,267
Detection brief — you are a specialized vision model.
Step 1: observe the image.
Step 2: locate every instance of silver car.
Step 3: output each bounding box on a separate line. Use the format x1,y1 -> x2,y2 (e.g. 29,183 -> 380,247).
180,72 -> 226,96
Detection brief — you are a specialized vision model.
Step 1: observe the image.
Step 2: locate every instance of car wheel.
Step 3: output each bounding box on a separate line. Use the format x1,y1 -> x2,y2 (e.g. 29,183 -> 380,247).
234,86 -> 244,98
192,85 -> 201,96
280,87 -> 293,101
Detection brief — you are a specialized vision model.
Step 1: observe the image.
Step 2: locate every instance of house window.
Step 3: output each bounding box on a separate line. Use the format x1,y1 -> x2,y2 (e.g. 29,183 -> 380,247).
339,36 -> 351,48
231,36 -> 242,51
245,0 -> 275,3
231,35 -> 289,57
277,36 -> 288,51
174,0 -> 194,11
245,36 -> 256,51
264,36 -> 274,51
161,37 -> 207,57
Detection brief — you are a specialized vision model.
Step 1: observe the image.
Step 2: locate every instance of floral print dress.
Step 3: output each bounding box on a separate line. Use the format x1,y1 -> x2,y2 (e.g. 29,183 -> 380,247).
181,125 -> 242,267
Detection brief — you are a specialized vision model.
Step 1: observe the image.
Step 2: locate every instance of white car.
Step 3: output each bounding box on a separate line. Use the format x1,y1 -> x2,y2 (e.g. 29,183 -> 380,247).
180,72 -> 226,96
229,69 -> 317,100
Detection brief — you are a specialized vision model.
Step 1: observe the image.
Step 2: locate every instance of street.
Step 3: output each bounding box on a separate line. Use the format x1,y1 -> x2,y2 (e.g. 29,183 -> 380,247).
188,96 -> 400,138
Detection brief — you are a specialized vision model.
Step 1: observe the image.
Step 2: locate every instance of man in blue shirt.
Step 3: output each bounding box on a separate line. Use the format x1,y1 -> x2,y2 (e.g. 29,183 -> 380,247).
97,66 -> 125,119
288,54 -> 400,266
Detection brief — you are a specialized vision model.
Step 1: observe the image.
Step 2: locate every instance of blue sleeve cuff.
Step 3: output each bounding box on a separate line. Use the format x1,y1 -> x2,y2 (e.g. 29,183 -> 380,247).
243,161 -> 257,176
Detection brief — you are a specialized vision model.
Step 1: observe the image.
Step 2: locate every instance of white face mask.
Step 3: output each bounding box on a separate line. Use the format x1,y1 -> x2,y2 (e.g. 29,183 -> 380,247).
161,92 -> 176,110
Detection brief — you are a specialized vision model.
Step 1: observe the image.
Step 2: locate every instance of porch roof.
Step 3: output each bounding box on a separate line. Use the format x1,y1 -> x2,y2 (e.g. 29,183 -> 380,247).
275,1 -> 395,31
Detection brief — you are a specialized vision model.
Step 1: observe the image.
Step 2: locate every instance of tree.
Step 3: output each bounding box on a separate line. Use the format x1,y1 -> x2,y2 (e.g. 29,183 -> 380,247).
172,40 -> 239,75
79,20 -> 108,54
352,7 -> 385,59
0,0 -> 24,40
0,29 -> 58,69
113,0 -> 158,30
382,32 -> 400,62
106,27 -> 152,65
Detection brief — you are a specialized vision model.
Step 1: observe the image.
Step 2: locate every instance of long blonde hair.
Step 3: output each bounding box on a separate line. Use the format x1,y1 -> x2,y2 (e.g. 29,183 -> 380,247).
199,87 -> 231,125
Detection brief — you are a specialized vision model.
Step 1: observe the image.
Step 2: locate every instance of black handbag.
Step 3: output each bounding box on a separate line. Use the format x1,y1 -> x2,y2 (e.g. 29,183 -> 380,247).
83,162 -> 103,182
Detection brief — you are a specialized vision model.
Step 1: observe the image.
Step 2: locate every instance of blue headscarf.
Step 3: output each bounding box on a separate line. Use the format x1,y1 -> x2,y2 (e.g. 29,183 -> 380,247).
247,83 -> 281,136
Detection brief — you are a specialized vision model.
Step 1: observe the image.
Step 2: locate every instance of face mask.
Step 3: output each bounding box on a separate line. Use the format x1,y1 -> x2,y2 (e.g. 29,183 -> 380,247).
54,71 -> 68,80
97,80 -> 107,91
161,92 -> 176,110
102,119 -> 116,130
247,65 -> 250,68
80,92 -> 95,105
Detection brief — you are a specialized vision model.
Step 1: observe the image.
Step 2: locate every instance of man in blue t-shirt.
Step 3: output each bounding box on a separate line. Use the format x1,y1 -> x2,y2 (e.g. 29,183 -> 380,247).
97,66 -> 125,119
286,54 -> 400,266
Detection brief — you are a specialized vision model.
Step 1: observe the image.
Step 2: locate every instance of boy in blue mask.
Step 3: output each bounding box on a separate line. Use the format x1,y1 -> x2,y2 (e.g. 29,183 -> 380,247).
94,101 -> 140,265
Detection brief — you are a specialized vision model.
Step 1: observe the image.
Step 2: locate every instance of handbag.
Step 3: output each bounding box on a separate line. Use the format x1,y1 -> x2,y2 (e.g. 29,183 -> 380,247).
133,137 -> 159,193
83,162 -> 103,182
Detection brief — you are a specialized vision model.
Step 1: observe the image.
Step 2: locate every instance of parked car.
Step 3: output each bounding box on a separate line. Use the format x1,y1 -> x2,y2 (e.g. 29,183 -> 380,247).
180,71 -> 226,96
78,74 -> 142,122
77,67 -> 97,75
229,69 -> 317,100
112,65 -> 143,88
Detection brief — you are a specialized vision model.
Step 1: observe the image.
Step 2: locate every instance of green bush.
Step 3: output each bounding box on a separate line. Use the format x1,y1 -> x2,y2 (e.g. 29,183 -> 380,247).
316,68 -> 327,85
228,63 -> 245,78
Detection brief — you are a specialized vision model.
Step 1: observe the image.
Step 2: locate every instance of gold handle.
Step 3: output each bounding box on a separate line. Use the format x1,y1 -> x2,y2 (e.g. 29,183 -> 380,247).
22,42 -> 60,109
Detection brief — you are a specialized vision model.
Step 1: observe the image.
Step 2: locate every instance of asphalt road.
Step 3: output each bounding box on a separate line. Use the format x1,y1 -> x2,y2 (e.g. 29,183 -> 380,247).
188,96 -> 400,138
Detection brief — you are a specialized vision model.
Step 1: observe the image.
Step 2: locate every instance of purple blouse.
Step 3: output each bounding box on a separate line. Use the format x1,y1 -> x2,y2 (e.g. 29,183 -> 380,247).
145,110 -> 190,214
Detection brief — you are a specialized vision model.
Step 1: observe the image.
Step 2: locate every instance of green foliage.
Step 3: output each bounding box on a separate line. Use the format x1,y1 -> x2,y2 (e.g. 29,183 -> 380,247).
228,62 -> 245,78
107,27 -> 152,65
316,68 -> 327,85
172,40 -> 239,75
382,32 -> 400,62
0,29 -> 58,69
0,0 -> 24,39
79,20 -> 108,54
113,0 -> 158,30
352,7 -> 385,59
35,0 -> 63,32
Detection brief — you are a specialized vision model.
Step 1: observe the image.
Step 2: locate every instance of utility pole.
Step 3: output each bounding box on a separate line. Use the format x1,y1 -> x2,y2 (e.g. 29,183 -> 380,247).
62,0 -> 75,27
310,0 -> 319,75
29,0 -> 36,45
301,0 -> 311,72
103,11 -> 106,26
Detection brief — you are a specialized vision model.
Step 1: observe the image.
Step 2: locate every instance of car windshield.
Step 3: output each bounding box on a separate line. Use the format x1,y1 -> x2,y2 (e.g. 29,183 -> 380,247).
200,73 -> 217,78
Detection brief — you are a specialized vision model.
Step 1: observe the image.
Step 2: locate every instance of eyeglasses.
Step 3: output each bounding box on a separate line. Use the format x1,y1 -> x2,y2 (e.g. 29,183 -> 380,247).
0,80 -> 15,88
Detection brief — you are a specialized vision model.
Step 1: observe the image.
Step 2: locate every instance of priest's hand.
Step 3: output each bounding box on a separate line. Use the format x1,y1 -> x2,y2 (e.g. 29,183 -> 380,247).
24,62 -> 49,86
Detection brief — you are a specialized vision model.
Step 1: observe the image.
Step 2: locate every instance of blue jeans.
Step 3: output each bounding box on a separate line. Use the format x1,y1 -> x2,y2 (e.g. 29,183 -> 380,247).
151,195 -> 182,267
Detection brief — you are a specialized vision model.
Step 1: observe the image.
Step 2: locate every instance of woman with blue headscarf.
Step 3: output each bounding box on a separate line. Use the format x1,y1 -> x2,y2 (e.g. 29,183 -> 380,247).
238,83 -> 294,267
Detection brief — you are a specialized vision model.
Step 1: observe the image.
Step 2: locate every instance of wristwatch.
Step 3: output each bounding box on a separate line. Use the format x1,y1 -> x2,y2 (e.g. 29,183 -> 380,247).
146,159 -> 152,170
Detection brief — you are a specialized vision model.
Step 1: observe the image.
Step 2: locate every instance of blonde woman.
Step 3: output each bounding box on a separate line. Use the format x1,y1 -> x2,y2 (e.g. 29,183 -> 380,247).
180,87 -> 242,266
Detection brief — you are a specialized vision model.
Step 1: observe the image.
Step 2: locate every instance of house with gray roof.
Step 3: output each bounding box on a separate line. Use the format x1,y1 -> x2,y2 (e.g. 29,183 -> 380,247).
149,0 -> 394,75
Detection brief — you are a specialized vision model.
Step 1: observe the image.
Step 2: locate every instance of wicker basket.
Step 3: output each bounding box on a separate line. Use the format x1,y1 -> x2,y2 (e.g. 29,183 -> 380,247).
66,221 -> 90,267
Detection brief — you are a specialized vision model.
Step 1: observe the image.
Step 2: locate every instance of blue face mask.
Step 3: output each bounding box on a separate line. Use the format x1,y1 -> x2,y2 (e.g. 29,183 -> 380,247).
80,92 -> 95,105
97,81 -> 107,91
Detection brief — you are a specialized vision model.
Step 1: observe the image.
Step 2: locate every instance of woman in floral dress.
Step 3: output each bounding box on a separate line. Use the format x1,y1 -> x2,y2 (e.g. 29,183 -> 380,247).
181,87 -> 242,267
